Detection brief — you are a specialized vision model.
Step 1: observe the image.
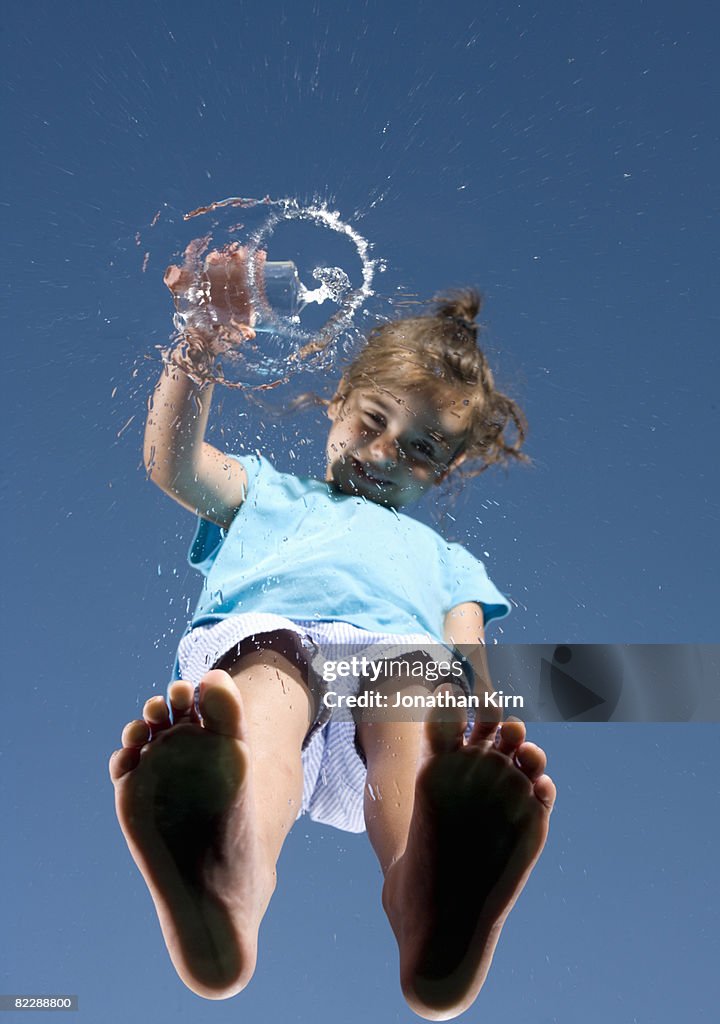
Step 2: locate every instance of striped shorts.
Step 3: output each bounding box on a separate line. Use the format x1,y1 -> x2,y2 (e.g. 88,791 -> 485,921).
174,613 -> 456,834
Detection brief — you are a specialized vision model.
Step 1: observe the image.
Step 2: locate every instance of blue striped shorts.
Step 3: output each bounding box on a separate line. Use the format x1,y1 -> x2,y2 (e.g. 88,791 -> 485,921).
174,613 -> 455,834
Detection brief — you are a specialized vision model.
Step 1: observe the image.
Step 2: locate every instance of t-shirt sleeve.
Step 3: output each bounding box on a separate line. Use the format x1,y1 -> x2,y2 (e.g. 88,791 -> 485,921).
187,453 -> 262,574
443,541 -> 511,625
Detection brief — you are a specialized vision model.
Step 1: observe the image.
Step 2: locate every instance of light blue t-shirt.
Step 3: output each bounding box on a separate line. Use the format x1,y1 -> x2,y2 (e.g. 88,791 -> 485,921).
186,453 -> 510,642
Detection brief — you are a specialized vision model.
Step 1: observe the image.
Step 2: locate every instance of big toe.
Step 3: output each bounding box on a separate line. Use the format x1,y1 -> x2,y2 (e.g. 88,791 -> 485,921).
421,688 -> 467,753
197,671 -> 247,740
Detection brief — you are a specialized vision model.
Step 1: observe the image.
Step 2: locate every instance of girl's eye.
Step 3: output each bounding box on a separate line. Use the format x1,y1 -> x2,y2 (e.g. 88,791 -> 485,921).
365,412 -> 385,427
413,441 -> 435,459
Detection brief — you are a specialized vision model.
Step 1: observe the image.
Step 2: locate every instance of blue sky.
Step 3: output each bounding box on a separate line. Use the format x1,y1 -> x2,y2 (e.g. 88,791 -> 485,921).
3,1 -> 719,1021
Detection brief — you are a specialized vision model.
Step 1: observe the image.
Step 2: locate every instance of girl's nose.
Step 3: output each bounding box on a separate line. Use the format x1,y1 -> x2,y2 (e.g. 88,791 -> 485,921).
368,433 -> 400,465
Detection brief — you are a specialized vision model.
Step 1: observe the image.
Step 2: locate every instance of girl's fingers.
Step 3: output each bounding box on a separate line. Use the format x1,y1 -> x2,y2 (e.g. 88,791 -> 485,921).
164,264 -> 196,294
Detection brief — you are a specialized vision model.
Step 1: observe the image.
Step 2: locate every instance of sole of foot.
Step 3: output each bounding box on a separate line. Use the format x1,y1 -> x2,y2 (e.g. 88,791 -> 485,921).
109,671 -> 272,999
383,713 -> 556,1021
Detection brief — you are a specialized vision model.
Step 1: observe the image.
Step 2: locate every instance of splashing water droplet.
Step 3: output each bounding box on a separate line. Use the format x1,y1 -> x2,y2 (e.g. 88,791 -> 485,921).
301,266 -> 352,305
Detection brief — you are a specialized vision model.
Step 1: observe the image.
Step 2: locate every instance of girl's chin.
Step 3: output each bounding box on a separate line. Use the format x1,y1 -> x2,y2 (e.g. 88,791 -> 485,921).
337,477 -> 399,507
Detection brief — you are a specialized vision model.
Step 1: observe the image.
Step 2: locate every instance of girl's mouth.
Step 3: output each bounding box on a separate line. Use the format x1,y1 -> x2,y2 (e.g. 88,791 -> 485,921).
352,459 -> 392,487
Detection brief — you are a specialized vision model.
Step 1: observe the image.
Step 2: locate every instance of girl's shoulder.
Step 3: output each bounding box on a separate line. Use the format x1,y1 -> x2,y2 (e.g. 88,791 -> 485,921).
224,451 -> 331,503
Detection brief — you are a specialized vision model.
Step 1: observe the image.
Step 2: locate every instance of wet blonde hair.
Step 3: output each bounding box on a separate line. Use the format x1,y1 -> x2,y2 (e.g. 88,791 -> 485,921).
295,289 -> 528,478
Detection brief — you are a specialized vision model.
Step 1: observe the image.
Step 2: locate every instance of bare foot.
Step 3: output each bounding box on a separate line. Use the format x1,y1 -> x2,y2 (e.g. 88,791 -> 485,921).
109,671 -> 274,999
382,713 -> 556,1020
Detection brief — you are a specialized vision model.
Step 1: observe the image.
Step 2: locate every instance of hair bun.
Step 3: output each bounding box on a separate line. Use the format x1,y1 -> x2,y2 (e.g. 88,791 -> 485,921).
433,287 -> 482,326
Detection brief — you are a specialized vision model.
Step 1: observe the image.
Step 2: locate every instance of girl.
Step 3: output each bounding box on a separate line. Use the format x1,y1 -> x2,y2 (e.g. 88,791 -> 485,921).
109,246 -> 556,1020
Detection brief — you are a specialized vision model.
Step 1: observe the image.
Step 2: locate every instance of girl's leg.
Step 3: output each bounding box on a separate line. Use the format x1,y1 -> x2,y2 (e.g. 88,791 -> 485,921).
109,634 -> 314,1000
356,684 -> 556,1021
214,633 -> 318,871
355,684 -> 430,873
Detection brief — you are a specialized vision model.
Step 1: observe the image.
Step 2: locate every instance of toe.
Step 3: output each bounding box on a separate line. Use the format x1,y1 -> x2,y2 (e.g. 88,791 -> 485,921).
515,742 -> 547,780
121,719 -> 151,748
197,670 -> 246,739
142,695 -> 171,731
496,718 -> 526,755
424,713 -> 465,755
109,746 -> 141,781
424,686 -> 467,755
468,714 -> 501,746
533,774 -> 557,811
168,680 -> 197,723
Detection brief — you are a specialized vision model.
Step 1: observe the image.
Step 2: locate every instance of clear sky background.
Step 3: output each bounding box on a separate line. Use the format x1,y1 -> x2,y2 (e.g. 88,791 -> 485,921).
3,1 -> 719,1021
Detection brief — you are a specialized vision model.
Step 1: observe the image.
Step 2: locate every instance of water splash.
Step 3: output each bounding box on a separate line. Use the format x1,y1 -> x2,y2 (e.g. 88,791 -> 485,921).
302,265 -> 352,306
155,196 -> 383,389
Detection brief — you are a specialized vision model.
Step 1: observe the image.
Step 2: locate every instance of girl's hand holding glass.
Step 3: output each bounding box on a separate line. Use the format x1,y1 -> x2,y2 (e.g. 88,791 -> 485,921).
164,242 -> 266,351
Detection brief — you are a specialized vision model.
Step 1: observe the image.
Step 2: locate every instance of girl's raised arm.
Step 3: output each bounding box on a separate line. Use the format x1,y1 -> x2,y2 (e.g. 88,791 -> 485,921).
143,360 -> 248,531
143,246 -> 257,530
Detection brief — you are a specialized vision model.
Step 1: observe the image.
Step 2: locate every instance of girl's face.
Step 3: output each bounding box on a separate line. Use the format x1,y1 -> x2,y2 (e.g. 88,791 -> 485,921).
325,386 -> 468,508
